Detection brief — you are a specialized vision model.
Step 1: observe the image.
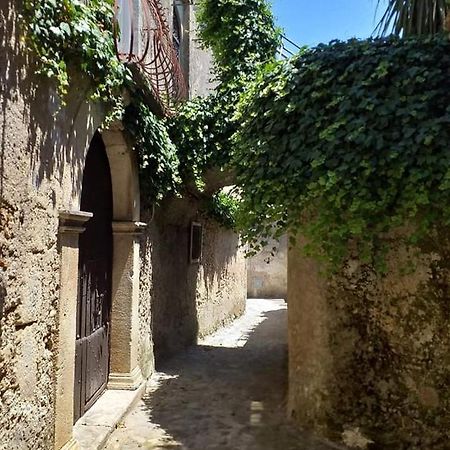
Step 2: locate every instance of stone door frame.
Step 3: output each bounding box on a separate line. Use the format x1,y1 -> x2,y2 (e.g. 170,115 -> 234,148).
54,125 -> 145,450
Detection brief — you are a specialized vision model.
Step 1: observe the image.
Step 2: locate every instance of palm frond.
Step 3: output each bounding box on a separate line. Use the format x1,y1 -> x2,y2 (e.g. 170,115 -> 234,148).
376,0 -> 448,36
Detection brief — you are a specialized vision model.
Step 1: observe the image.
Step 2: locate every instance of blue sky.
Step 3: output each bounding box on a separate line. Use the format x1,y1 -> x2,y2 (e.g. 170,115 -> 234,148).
272,0 -> 388,48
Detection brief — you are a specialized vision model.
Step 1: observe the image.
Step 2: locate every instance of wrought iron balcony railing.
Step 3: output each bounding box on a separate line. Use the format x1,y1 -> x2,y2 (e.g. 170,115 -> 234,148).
114,0 -> 187,115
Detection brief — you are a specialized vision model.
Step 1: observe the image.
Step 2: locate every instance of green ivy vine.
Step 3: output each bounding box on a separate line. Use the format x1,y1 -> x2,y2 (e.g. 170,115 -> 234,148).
203,191 -> 240,230
123,94 -> 181,203
234,36 -> 450,268
21,0 -> 450,260
21,0 -> 182,202
196,0 -> 281,84
167,0 -> 281,186
22,0 -> 129,102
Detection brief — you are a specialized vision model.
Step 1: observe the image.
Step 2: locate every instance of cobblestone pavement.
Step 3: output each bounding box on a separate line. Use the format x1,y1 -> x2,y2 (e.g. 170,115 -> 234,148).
105,299 -> 340,450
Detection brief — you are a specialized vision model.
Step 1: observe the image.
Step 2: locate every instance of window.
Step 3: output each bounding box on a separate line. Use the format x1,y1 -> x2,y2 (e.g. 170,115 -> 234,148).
190,222 -> 203,263
173,5 -> 182,60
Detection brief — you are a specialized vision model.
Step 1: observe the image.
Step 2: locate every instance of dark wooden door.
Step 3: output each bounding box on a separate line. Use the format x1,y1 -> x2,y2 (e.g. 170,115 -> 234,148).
74,132 -> 113,423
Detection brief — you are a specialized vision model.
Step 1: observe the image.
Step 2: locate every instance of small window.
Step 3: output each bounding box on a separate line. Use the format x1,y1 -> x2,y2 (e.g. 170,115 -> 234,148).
190,222 -> 203,263
173,5 -> 182,60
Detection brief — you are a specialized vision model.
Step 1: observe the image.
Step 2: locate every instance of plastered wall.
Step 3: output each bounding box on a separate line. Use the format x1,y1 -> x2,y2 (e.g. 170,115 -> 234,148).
288,234 -> 450,449
0,1 -> 105,447
140,199 -> 247,364
247,236 -> 287,299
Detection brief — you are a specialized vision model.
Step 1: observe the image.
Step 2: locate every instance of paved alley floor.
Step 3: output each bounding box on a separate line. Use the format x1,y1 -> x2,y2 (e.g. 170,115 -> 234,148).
104,299 -> 339,450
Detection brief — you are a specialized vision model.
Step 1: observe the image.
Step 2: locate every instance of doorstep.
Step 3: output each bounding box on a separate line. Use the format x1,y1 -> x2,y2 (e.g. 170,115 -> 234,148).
73,384 -> 146,450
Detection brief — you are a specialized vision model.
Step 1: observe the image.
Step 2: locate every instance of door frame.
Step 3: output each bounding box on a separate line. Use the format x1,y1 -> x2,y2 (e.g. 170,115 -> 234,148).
54,126 -> 145,450
74,133 -> 114,422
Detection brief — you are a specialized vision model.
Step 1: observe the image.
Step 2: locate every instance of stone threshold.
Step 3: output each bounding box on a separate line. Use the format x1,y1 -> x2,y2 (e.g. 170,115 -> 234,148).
73,384 -> 146,450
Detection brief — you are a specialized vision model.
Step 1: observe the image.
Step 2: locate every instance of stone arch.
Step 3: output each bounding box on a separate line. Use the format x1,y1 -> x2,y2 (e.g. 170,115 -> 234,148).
102,127 -> 140,222
54,123 -> 145,450
101,125 -> 146,390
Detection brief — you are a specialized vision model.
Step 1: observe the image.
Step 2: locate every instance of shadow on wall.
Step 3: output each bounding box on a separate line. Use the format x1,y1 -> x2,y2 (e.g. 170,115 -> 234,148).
0,0 -> 102,202
138,307 -> 334,449
201,218 -> 240,299
247,236 -> 288,300
140,195 -> 242,367
147,217 -> 200,365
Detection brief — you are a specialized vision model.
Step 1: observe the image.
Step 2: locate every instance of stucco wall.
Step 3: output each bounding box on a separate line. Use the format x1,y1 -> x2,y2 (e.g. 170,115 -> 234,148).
140,200 -> 247,364
188,2 -> 215,97
1,1 -> 241,448
0,2 -> 106,447
288,234 -> 450,449
247,236 -> 287,299
163,0 -> 214,99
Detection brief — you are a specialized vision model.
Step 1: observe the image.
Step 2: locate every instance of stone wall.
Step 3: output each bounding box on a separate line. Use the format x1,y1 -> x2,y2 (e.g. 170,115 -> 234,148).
140,199 -> 247,364
287,234 -> 450,449
0,2 -> 107,447
1,1 -> 243,448
188,2 -> 215,97
247,235 -> 287,299
165,0 -> 214,98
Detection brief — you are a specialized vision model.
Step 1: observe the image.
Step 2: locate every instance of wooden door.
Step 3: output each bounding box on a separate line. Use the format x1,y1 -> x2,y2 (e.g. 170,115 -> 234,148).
74,132 -> 113,423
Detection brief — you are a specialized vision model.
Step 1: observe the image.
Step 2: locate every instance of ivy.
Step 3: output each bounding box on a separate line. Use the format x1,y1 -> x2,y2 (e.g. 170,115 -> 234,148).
123,95 -> 181,203
234,36 -> 450,268
23,0 -> 450,263
22,0 -> 130,102
21,0 -> 280,207
203,191 -> 240,230
196,0 -> 281,85
21,0 -> 181,202
167,0 -> 281,186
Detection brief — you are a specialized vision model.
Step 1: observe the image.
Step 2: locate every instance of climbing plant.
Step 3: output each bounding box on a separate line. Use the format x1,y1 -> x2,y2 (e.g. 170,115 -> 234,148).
167,0 -> 281,186
22,0 -> 129,102
21,0 -> 450,255
196,0 -> 281,84
21,0 -> 281,207
234,36 -> 450,268
21,0 -> 182,202
203,191 -> 240,230
123,94 -> 181,203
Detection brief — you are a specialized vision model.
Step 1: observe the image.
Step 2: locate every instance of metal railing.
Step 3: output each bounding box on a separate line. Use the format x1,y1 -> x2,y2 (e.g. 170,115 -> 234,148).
279,34 -> 302,59
114,0 -> 187,115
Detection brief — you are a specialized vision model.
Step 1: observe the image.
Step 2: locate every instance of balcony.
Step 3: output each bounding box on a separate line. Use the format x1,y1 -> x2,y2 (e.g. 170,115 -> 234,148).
114,0 -> 187,115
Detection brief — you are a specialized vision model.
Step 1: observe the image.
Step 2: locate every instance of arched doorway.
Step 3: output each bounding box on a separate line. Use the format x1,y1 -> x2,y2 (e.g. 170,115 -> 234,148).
74,132 -> 113,422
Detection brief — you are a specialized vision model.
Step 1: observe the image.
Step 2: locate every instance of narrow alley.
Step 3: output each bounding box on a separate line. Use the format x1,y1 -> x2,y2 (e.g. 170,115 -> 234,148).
104,299 -> 337,450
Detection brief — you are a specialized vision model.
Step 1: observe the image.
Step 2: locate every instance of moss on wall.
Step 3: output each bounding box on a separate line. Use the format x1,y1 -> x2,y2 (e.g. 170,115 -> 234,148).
288,232 -> 450,449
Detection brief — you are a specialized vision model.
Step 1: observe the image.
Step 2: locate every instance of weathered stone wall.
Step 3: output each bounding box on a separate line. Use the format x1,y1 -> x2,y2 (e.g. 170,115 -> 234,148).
1,1 -> 240,448
196,219 -> 246,336
188,2 -> 215,97
163,0 -> 214,98
0,1 -> 106,447
288,234 -> 450,449
247,235 -> 287,299
139,199 -> 247,364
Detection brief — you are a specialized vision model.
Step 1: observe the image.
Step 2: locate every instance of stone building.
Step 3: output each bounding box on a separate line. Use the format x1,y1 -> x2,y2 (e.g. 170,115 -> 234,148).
247,235 -> 287,299
0,1 -> 246,449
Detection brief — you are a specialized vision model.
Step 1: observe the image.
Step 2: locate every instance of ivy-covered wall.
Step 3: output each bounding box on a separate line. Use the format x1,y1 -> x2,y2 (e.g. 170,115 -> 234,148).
288,231 -> 450,449
235,37 -> 450,268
